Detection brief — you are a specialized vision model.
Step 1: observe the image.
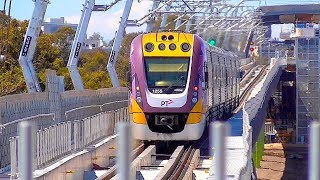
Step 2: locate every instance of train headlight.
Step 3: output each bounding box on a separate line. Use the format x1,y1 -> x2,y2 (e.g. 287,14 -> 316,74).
158,43 -> 166,51
169,43 -> 176,51
168,35 -> 174,40
145,43 -> 154,52
181,43 -> 191,52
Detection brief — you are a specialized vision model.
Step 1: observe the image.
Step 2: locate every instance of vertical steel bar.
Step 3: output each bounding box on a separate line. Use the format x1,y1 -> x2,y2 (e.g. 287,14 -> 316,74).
37,131 -> 40,167
18,121 -> 34,180
211,121 -> 229,180
146,0 -> 159,32
117,123 -> 131,180
10,137 -> 18,178
107,0 -> 133,87
309,122 -> 320,180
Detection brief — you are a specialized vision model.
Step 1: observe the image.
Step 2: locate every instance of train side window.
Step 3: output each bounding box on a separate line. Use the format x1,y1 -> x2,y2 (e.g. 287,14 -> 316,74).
204,62 -> 208,89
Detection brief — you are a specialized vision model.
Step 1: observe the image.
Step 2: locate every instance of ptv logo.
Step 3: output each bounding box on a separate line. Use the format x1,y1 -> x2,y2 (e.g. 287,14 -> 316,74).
161,99 -> 173,107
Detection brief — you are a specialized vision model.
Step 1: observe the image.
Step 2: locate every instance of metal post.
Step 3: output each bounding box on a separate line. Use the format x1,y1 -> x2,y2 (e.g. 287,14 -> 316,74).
267,42 -> 270,64
174,7 -> 184,30
259,44 -> 262,64
294,38 -> 299,143
18,0 -> 49,92
211,122 -> 229,180
18,121 -> 35,180
160,3 -> 171,30
175,17 -> 182,30
185,17 -> 193,32
117,122 -> 131,180
10,137 -> 18,179
107,0 -> 133,87
67,0 -> 95,90
146,0 -> 159,32
309,122 -> 320,180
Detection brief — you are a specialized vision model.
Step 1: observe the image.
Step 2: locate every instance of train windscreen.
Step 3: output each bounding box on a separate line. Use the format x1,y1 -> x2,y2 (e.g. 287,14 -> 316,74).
145,57 -> 190,94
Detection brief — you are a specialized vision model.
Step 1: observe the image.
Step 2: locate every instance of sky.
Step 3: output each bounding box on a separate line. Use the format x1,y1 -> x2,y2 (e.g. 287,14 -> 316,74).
9,0 -> 153,41
6,0 -> 320,41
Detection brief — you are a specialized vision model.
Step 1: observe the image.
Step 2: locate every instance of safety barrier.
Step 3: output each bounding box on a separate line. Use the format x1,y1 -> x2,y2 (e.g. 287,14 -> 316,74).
10,107 -> 128,178
0,70 -> 128,125
0,114 -> 55,172
65,100 -> 128,122
235,57 -> 286,178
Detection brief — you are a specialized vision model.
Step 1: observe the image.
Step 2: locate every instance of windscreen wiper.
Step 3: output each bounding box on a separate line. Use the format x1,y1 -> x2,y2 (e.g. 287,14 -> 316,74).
164,75 -> 185,93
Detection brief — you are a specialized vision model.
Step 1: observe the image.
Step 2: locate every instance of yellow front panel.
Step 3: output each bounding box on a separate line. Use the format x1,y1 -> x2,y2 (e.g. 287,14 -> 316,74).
132,113 -> 147,124
130,98 -> 147,124
190,99 -> 203,113
130,98 -> 143,113
142,32 -> 194,57
186,113 -> 202,124
186,99 -> 204,124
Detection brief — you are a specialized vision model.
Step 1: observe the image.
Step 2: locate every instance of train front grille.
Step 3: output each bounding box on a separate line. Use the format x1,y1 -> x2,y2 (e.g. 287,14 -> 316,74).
145,113 -> 188,133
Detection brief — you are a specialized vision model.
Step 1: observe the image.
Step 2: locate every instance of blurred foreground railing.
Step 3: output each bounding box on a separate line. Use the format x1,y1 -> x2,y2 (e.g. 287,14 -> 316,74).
0,114 -> 55,172
10,107 -> 128,179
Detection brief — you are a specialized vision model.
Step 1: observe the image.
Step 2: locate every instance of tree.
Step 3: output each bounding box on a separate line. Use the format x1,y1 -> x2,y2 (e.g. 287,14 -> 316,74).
54,27 -> 76,64
1,14 -> 176,96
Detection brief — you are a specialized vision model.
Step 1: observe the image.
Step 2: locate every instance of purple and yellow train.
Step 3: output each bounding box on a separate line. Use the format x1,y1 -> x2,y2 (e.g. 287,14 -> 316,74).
128,32 -> 240,141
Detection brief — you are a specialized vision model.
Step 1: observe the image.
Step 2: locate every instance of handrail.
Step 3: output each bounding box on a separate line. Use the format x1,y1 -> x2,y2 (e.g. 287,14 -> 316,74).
0,113 -> 55,130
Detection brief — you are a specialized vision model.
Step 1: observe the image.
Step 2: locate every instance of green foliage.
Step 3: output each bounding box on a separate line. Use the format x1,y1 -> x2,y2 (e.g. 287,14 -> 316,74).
0,13 -> 174,96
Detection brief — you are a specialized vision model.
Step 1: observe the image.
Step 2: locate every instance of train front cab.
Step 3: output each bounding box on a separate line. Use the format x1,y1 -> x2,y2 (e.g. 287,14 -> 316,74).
128,32 -> 207,141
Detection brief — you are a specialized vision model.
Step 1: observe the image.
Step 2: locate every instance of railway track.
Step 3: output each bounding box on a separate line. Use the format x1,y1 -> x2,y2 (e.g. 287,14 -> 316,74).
95,65 -> 268,179
136,128 -> 211,179
233,65 -> 268,113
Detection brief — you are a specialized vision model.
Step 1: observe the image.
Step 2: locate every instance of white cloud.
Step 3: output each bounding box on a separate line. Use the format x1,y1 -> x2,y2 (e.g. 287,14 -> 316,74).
65,1 -> 152,42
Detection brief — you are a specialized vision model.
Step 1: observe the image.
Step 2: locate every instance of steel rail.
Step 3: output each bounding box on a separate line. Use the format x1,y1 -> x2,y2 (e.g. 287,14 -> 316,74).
233,65 -> 268,113
96,143 -> 145,180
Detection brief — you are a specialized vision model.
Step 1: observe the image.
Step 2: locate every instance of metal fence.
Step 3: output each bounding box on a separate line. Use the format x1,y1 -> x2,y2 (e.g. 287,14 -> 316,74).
37,122 -> 72,167
0,114 -> 55,171
10,107 -> 128,178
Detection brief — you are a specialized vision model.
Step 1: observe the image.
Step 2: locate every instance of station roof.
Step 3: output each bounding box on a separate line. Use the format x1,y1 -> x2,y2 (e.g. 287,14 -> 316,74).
258,4 -> 320,25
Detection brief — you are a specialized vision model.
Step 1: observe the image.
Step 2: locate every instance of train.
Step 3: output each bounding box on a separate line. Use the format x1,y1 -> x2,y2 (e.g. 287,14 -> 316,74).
128,31 -> 240,141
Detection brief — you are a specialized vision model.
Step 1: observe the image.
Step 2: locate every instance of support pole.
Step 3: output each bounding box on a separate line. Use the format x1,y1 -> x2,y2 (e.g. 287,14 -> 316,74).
309,122 -> 320,180
18,0 -> 49,92
67,0 -> 95,90
146,0 -> 159,33
267,42 -> 270,64
211,121 -> 229,180
160,3 -> 171,30
117,123 -> 131,180
174,7 -> 184,30
18,121 -> 35,180
107,0 -> 133,87
185,17 -> 193,32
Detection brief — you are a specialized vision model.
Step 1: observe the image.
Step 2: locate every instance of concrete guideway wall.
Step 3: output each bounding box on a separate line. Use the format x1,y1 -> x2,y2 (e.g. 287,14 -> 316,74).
9,108 -> 129,179
0,71 -> 128,125
0,70 -> 128,172
237,58 -> 286,179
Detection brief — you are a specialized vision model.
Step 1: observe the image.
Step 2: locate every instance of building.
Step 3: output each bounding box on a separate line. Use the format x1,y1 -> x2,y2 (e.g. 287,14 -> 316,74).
43,17 -> 77,34
43,17 -> 111,51
83,38 -> 104,50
